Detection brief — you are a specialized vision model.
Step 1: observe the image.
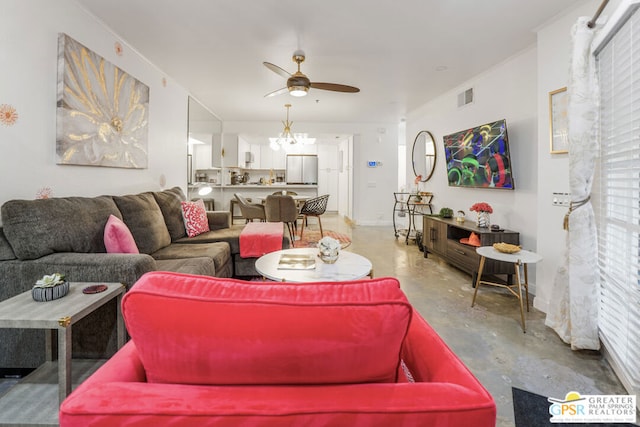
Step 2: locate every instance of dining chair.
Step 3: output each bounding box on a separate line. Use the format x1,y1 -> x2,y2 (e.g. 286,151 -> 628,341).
234,193 -> 266,223
264,194 -> 298,246
299,194 -> 330,240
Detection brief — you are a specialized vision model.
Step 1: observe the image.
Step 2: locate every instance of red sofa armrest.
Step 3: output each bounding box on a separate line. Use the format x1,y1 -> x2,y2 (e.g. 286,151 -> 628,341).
401,313 -> 496,414
70,341 -> 145,395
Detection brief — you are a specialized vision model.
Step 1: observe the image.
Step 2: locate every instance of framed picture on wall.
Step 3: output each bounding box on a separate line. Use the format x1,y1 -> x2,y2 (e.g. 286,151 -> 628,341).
549,87 -> 568,154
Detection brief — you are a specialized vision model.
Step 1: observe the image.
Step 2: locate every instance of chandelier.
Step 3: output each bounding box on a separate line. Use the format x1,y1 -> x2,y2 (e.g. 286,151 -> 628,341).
270,104 -> 296,151
269,104 -> 316,151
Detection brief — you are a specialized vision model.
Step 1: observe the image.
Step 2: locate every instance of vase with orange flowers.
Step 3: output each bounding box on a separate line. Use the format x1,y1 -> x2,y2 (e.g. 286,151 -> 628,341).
470,202 -> 493,228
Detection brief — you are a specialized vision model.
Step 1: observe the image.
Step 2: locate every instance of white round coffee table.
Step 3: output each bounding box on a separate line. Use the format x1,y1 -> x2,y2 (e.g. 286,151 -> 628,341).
255,248 -> 373,282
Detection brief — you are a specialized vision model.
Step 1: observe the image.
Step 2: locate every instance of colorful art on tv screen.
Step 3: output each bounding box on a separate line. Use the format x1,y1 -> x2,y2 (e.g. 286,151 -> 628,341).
443,119 -> 515,189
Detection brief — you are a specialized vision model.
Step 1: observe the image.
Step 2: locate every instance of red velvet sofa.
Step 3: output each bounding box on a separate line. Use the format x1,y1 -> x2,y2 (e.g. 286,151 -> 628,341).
60,272 -> 496,426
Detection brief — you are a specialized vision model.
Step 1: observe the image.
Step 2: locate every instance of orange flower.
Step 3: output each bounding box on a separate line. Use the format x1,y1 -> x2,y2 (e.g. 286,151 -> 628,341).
414,175 -> 422,185
0,104 -> 18,126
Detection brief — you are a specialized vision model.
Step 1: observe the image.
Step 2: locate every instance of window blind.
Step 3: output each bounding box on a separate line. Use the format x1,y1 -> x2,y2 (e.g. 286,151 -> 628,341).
594,6 -> 640,399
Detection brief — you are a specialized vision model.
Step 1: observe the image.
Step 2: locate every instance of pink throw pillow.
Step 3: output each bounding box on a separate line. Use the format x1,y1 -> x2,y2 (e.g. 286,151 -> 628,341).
104,214 -> 139,254
181,199 -> 210,238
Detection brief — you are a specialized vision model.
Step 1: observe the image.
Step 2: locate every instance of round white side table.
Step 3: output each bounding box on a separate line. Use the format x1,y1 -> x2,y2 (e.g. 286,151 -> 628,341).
471,246 -> 542,333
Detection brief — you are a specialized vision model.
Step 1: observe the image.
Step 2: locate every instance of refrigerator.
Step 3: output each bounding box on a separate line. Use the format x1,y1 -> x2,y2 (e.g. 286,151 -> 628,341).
286,155 -> 318,184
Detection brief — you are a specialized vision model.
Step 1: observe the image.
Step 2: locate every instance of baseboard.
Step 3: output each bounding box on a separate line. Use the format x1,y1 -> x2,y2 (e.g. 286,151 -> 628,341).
357,220 -> 393,226
532,293 -> 548,314
0,368 -> 35,379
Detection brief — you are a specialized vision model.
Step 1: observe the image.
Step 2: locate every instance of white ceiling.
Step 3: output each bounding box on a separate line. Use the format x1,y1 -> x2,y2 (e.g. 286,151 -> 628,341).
76,0 -> 583,125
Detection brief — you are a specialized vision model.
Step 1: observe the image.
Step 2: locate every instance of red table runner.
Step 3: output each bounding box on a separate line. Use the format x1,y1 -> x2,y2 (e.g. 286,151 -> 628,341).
239,222 -> 284,258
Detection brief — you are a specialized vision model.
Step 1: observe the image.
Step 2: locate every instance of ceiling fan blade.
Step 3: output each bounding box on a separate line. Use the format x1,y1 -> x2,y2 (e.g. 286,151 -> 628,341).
310,82 -> 360,93
264,87 -> 289,98
263,62 -> 291,78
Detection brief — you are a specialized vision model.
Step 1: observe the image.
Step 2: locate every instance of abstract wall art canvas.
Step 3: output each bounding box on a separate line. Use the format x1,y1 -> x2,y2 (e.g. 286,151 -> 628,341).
56,33 -> 149,168
443,119 -> 515,189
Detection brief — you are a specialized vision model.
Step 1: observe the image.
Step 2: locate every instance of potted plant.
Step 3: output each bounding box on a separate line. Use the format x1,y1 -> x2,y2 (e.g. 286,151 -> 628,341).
32,273 -> 69,302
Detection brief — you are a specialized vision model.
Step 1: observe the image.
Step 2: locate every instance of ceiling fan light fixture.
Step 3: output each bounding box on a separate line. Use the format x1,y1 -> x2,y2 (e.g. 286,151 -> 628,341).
289,86 -> 308,97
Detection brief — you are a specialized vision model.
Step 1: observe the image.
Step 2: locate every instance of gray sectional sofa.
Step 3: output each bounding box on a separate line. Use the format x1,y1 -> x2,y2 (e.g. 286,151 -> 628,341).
0,187 -> 288,369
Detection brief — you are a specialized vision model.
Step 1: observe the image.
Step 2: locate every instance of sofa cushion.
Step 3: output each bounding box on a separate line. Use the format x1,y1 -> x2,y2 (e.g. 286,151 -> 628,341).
104,215 -> 139,254
155,257 -> 216,277
113,193 -> 171,255
123,272 -> 412,386
174,225 -> 244,254
152,187 -> 187,241
1,196 -> 121,260
181,199 -> 210,238
0,228 -> 16,261
152,242 -> 230,276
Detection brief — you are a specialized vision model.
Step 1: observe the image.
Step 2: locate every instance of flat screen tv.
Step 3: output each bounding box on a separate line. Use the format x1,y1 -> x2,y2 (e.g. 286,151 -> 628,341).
442,119 -> 515,189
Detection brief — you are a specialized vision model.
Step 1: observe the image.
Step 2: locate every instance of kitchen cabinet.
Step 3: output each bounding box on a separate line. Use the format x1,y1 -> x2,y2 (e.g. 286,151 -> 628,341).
212,134 -> 222,168
236,136 -> 249,167
283,142 -> 317,155
317,144 -> 339,211
193,140 -> 213,170
260,145 -> 286,170
248,144 -> 261,168
222,133 -> 239,167
236,138 -> 262,168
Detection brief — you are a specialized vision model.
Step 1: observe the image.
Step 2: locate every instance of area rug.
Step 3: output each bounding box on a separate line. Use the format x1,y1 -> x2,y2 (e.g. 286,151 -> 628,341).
512,387 -> 638,427
293,229 -> 351,249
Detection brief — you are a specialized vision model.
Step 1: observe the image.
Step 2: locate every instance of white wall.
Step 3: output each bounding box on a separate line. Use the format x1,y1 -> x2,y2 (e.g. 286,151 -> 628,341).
224,121 -> 398,226
0,0 -> 189,215
403,0 -> 609,307
406,47 -> 540,287
534,0 -> 602,312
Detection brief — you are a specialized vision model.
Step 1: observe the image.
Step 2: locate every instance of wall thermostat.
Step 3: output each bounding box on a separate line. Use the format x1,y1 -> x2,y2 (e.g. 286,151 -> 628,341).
367,161 -> 382,167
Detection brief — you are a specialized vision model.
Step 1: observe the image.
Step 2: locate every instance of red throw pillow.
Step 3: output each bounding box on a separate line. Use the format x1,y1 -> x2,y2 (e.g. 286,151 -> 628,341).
123,272 -> 413,386
181,199 -> 210,237
103,214 -> 139,253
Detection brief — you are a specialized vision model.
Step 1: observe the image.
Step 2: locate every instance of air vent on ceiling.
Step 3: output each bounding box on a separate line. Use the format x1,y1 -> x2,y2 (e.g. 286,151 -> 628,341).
457,88 -> 474,107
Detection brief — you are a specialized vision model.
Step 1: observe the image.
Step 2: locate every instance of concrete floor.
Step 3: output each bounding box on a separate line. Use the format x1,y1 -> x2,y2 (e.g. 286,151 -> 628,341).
325,213 -> 627,426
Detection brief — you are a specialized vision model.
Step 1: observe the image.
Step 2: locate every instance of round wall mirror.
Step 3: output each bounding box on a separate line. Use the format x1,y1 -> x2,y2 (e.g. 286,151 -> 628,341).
412,130 -> 437,182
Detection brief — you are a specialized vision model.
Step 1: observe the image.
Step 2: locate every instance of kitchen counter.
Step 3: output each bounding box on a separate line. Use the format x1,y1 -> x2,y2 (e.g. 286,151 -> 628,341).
224,184 -> 317,189
188,184 -> 318,215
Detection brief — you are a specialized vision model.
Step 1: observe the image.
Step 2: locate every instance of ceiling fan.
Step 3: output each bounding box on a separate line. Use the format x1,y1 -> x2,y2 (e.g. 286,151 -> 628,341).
263,50 -> 360,98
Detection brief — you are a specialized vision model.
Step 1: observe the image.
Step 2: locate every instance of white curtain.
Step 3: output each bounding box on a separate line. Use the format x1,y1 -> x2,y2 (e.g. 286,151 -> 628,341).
545,17 -> 601,350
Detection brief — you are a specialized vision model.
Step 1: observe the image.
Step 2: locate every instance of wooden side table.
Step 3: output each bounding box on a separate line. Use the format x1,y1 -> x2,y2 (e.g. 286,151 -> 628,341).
471,247 -> 542,333
0,282 -> 125,403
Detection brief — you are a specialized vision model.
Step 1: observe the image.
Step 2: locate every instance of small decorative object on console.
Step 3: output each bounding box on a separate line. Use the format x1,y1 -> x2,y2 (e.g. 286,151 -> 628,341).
470,202 -> 493,228
438,207 -> 453,218
83,284 -> 108,294
455,210 -> 466,223
414,175 -> 423,200
493,242 -> 521,254
32,273 -> 69,302
318,237 -> 340,264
